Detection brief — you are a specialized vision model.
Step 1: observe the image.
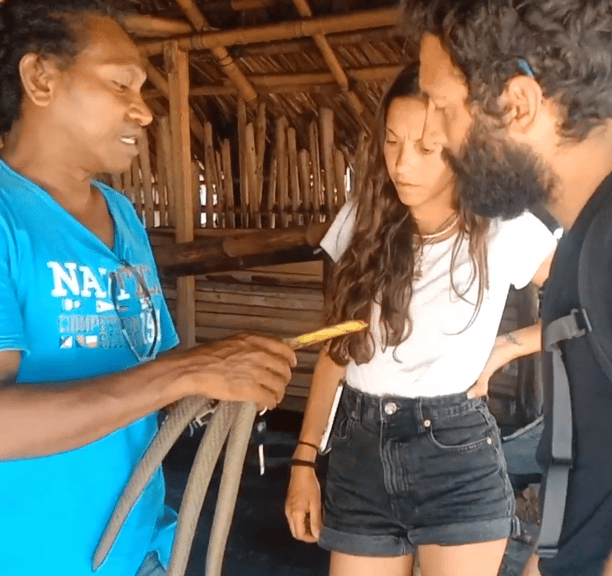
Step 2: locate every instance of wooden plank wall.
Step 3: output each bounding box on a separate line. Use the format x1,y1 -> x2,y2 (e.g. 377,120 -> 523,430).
163,260 -> 324,411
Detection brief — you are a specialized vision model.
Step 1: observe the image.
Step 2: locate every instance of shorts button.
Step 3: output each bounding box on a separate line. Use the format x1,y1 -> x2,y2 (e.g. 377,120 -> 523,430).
384,402 -> 398,415
423,418 -> 431,427
486,437 -> 493,444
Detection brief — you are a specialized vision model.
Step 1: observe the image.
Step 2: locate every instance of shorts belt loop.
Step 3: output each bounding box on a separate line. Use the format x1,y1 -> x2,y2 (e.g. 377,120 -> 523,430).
352,390 -> 362,421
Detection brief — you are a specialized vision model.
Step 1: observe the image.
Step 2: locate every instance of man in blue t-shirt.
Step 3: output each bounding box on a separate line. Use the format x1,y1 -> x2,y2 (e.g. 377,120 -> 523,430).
401,2 -> 612,575
0,1 -> 296,575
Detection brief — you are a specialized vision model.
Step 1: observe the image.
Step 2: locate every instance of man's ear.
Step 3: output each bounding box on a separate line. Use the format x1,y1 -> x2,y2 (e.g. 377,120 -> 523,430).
18,53 -> 60,108
501,75 -> 544,134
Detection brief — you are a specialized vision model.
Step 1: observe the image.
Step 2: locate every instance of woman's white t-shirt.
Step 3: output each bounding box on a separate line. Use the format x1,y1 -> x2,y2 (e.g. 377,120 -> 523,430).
320,201 -> 557,398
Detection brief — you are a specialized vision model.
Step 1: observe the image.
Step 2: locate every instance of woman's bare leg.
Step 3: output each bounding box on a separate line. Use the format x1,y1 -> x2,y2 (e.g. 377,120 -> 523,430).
418,539 -> 508,576
329,551 -> 415,576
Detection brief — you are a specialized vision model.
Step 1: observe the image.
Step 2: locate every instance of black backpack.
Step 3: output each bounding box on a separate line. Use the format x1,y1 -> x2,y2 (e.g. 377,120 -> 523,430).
536,189 -> 612,558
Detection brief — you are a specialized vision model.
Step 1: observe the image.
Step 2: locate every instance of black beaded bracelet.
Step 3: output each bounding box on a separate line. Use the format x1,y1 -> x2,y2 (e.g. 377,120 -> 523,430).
296,440 -> 319,451
290,459 -> 316,469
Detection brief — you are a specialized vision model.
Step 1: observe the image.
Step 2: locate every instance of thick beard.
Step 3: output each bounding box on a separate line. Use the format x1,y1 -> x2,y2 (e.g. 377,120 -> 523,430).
444,120 -> 555,220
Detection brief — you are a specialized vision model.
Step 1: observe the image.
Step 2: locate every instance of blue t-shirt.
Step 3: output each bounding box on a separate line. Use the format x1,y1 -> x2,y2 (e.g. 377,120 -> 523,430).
0,159 -> 180,575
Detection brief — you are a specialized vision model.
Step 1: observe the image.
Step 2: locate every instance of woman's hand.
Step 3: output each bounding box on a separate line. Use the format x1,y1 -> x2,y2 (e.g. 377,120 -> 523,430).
285,465 -> 322,543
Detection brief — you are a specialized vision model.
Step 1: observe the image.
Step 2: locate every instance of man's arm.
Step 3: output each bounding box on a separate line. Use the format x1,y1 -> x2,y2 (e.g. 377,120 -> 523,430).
0,335 -> 296,461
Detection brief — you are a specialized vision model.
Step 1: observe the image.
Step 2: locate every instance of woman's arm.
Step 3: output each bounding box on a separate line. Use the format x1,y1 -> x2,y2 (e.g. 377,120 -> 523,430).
285,349 -> 346,542
468,248 -> 555,398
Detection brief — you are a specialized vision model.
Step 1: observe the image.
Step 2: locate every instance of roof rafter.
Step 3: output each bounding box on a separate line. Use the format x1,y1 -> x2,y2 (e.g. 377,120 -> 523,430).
174,0 -> 258,102
138,6 -> 400,56
291,0 -> 370,128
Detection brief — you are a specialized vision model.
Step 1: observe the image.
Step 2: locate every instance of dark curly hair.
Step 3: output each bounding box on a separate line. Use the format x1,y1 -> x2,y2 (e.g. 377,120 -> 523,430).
0,0 -> 122,134
402,0 -> 612,141
325,65 -> 490,366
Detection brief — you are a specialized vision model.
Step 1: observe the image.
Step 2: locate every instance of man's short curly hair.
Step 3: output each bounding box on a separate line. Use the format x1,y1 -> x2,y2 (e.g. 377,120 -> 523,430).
402,0 -> 612,141
0,0 -> 123,134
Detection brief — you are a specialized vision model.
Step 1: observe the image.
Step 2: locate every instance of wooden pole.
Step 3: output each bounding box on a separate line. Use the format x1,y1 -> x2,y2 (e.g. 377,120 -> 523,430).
287,126 -> 300,226
309,120 -> 322,222
159,116 -> 176,228
139,7 -> 401,56
174,0 -> 258,102
275,117 -> 289,228
334,148 -> 346,208
166,40 -> 196,347
192,161 -> 202,228
123,13 -> 193,37
155,122 -> 169,227
142,64 -> 401,99
319,108 -> 336,219
138,130 -> 156,228
144,61 -> 208,148
237,98 -> 249,227
266,151 -> 278,229
204,122 -> 217,229
255,102 -> 267,223
298,149 -> 312,224
245,122 -> 260,228
291,0 -> 369,129
154,221 -> 331,275
221,138 -> 235,229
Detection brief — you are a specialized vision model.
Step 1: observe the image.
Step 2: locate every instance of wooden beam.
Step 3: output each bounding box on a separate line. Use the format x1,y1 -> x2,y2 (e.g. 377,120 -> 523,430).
291,0 -> 370,129
139,6 -> 401,56
166,40 -> 196,347
123,13 -> 193,37
141,64 -> 401,99
153,221 -> 330,276
174,0 -> 258,102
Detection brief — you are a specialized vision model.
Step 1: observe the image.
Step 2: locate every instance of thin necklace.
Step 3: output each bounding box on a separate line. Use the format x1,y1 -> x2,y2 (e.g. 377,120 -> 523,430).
419,213 -> 460,241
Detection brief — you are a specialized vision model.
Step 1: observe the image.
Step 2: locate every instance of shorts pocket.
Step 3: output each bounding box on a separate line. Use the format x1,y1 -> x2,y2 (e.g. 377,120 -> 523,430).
425,403 -> 494,453
330,403 -> 353,444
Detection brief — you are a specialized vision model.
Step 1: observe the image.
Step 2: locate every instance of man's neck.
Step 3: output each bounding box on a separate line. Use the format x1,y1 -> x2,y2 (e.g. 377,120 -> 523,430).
547,125 -> 612,230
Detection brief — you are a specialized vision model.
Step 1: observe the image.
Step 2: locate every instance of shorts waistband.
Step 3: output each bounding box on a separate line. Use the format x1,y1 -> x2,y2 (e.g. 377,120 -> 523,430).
340,384 -> 487,426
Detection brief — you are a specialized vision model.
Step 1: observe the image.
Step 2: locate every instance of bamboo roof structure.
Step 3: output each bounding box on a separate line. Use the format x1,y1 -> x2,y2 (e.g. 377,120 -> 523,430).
123,0 -> 411,149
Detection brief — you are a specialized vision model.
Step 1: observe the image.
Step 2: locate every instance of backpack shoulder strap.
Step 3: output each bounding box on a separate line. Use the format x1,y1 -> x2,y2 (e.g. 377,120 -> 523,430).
578,188 -> 612,382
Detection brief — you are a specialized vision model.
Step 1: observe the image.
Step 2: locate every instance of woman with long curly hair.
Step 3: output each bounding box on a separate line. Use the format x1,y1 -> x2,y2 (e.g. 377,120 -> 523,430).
285,65 -> 556,576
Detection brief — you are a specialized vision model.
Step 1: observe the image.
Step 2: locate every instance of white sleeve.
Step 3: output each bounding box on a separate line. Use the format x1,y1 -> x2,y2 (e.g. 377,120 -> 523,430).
493,212 -> 557,290
319,200 -> 357,263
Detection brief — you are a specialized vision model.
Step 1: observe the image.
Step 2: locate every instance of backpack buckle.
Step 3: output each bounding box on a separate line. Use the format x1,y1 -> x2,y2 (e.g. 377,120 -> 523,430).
570,308 -> 592,335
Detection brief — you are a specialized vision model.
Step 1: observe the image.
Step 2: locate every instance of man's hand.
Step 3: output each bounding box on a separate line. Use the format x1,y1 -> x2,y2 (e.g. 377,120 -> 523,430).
176,334 -> 297,411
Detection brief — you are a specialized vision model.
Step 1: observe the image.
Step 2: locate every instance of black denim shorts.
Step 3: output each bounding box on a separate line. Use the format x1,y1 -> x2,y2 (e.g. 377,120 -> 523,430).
319,385 -> 518,557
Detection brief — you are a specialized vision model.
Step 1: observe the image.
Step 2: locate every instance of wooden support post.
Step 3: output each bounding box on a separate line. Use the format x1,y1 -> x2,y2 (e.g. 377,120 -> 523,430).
319,108 -> 336,219
159,116 -> 176,228
309,121 -> 322,222
287,126 -> 301,225
166,40 -> 196,347
237,98 -> 249,227
221,138 -> 235,229
245,122 -> 260,228
155,122 -> 169,227
192,161 -> 202,228
138,130 -> 156,228
203,123 -> 217,229
334,148 -> 346,208
275,117 -> 289,228
298,149 -> 312,224
255,102 -> 267,225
